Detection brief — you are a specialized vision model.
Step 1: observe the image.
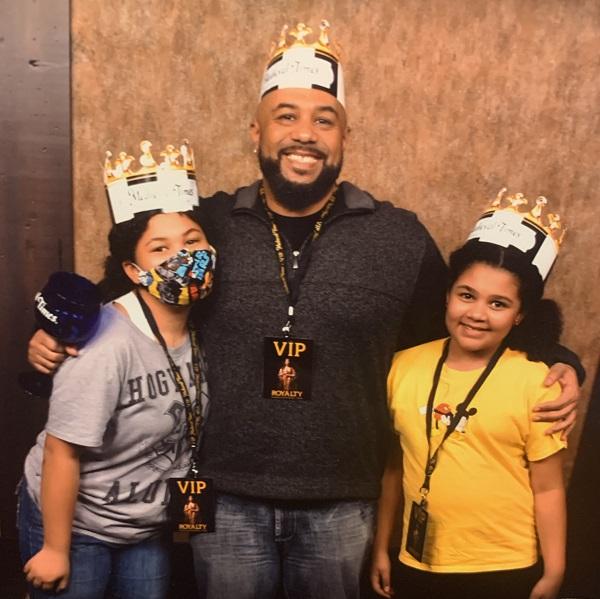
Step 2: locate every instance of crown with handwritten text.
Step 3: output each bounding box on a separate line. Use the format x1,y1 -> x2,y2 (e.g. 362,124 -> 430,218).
103,140 -> 198,224
467,188 -> 566,280
260,20 -> 345,106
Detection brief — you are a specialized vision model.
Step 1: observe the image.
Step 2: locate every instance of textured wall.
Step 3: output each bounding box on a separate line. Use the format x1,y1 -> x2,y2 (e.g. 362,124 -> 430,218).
72,0 -> 600,471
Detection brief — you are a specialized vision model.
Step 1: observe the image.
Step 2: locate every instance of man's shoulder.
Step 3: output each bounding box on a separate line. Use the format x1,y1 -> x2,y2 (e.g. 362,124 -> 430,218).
195,183 -> 260,236
339,181 -> 434,251
196,188 -> 237,216
198,182 -> 259,212
340,181 -> 421,225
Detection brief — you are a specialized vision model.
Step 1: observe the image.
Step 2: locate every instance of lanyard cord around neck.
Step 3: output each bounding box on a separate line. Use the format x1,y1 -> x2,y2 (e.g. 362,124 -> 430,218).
419,338 -> 506,507
134,289 -> 203,477
260,183 -> 337,336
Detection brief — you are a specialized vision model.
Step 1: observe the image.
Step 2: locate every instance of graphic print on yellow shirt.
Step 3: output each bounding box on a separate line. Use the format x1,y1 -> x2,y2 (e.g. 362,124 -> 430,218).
430,399 -> 478,436
388,338 -> 565,573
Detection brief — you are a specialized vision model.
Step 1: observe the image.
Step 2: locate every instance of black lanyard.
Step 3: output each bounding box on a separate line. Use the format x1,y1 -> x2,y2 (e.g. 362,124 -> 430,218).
260,183 -> 336,337
135,290 -> 203,477
419,338 -> 506,507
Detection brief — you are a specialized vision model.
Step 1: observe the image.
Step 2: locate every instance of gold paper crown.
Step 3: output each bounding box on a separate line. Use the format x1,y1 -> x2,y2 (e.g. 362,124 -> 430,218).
468,187 -> 566,280
487,187 -> 566,246
103,140 -> 198,224
103,139 -> 195,185
267,20 -> 342,63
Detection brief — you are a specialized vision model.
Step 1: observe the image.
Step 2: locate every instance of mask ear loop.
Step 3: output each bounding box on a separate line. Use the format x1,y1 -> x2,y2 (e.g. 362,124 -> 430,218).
131,263 -> 154,288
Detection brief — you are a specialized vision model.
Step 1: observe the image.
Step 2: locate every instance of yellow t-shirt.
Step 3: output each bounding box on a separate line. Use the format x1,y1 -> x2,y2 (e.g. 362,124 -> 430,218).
387,338 -> 565,573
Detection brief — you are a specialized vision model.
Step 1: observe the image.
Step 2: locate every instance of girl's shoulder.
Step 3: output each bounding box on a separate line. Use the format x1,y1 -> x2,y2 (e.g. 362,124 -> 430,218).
81,302 -> 153,352
388,338 -> 447,389
391,338 -> 447,370
496,349 -> 561,407
499,348 -> 552,385
59,302 -> 157,375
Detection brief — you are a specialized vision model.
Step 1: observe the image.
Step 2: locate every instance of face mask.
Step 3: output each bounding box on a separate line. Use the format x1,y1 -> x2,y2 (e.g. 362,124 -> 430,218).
135,248 -> 216,306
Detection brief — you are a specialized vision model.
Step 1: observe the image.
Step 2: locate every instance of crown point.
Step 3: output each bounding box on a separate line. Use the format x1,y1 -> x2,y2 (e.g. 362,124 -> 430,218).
492,187 -> 507,207
486,188 -> 566,250
506,192 -> 528,211
290,23 -> 312,44
546,213 -> 566,245
319,19 -> 331,46
277,24 -> 288,49
261,21 -> 344,105
139,140 -> 156,168
529,195 -> 548,220
266,20 -> 341,63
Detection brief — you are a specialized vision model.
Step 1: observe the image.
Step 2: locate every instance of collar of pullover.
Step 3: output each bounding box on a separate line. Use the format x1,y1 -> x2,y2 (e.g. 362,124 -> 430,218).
231,180 -> 377,219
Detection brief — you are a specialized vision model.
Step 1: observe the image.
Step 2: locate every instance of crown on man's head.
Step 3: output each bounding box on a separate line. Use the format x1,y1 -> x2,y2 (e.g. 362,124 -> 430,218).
103,140 -> 198,225
260,20 -> 345,106
267,20 -> 342,62
467,187 -> 566,280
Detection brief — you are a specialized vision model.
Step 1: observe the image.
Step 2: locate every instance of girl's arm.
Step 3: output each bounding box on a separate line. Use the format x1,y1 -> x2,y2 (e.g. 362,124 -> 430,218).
23,433 -> 80,593
528,450 -> 566,599
371,442 -> 404,598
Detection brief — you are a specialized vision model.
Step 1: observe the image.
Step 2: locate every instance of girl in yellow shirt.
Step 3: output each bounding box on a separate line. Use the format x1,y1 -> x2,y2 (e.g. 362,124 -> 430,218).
372,199 -> 567,599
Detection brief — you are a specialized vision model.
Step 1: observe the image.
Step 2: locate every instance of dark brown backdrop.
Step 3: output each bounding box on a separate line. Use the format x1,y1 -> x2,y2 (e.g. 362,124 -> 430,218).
0,0 -> 72,540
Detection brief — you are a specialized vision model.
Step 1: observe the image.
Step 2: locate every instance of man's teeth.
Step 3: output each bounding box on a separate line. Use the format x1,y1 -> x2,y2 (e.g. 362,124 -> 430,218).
287,153 -> 318,164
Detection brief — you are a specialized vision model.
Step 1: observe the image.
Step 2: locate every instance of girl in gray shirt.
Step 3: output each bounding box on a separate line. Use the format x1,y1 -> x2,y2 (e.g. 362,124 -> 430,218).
19,206 -> 215,599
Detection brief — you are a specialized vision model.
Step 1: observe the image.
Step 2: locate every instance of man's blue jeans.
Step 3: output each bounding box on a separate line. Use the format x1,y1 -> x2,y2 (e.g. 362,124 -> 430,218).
190,493 -> 376,599
17,482 -> 171,599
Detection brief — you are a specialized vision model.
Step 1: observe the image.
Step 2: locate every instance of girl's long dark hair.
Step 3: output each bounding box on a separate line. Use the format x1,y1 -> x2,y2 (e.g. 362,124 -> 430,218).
448,240 -> 563,362
97,209 -> 205,303
97,210 -> 160,302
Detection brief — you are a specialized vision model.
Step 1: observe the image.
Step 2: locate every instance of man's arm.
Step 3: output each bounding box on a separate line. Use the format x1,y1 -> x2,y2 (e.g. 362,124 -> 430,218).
536,362 -> 580,438
396,228 -> 448,350
28,329 -> 77,374
546,345 -> 585,385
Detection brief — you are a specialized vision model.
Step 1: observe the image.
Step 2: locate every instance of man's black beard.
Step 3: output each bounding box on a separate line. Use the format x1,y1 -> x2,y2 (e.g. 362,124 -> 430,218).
258,150 -> 342,213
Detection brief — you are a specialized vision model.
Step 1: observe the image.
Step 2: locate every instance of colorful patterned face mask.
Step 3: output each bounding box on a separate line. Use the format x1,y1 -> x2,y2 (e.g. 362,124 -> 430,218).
135,248 -> 216,306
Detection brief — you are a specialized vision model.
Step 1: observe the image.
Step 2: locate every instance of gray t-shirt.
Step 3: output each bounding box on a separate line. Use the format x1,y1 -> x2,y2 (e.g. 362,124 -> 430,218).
24,302 -> 209,544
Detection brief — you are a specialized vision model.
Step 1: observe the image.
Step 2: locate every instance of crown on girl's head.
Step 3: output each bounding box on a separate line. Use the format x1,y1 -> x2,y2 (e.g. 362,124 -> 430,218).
467,188 -> 566,280
103,140 -> 198,224
260,20 -> 345,106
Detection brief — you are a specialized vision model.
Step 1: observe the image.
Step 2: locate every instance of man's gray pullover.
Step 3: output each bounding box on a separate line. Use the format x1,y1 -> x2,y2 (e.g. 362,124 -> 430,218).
193,181 -> 447,500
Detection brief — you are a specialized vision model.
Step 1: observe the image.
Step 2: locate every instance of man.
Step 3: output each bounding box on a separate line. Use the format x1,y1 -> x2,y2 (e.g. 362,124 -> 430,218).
29,22 -> 581,599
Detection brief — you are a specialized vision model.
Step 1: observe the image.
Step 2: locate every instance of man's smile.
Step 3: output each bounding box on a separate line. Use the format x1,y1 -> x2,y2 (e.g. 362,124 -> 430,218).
279,147 -> 326,177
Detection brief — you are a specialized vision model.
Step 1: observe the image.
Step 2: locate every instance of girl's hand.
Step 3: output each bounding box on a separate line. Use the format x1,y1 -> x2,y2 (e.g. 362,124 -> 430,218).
24,546 -> 70,592
370,549 -> 394,597
529,573 -> 562,599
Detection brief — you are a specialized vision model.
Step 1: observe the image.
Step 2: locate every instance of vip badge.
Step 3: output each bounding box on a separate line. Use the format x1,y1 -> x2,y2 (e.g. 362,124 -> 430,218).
167,478 -> 215,533
406,501 -> 429,562
263,337 -> 313,400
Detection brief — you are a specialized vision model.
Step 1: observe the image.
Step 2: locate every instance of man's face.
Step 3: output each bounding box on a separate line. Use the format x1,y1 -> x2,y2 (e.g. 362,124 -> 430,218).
251,88 -> 347,211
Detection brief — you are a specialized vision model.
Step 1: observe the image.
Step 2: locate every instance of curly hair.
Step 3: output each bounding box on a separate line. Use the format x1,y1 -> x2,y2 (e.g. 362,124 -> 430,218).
447,240 -> 563,362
